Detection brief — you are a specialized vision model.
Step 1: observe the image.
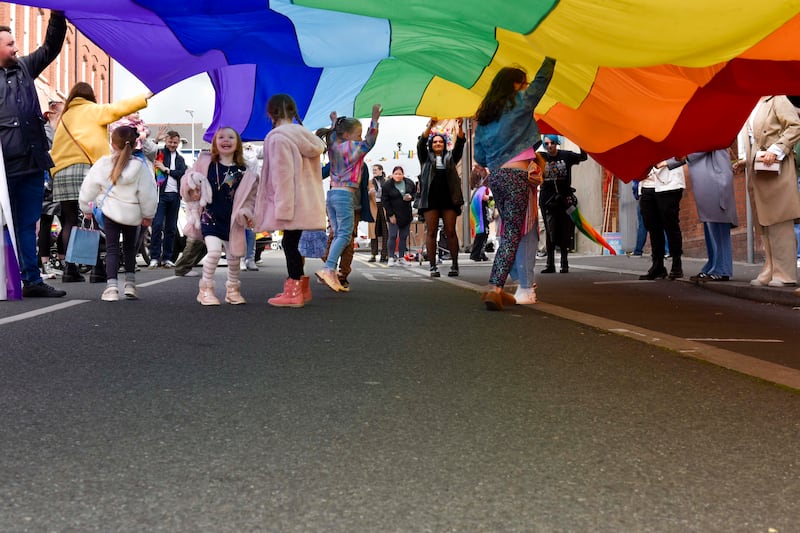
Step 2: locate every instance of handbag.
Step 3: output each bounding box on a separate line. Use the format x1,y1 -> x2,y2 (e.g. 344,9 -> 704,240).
92,183 -> 113,230
298,230 -> 328,258
65,220 -> 101,266
754,150 -> 780,172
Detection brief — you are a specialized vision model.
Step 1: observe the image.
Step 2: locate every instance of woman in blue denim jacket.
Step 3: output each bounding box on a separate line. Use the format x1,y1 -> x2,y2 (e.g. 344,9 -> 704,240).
474,57 -> 556,310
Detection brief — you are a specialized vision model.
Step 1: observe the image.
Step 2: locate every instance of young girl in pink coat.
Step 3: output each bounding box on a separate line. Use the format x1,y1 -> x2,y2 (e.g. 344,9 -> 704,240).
185,127 -> 258,305
250,94 -> 326,307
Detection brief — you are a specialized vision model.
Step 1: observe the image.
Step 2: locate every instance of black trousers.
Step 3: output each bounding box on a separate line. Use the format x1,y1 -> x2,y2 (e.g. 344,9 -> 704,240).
542,204 -> 574,268
639,187 -> 683,260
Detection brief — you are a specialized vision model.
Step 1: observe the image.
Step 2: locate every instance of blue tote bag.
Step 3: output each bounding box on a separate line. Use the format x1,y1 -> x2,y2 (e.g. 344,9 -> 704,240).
65,220 -> 100,266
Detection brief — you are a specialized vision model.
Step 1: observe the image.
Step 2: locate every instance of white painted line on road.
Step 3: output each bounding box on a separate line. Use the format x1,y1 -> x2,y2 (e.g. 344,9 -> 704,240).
138,276 -> 180,288
570,264 -> 643,276
448,278 -> 800,391
687,338 -> 783,343
0,300 -> 89,326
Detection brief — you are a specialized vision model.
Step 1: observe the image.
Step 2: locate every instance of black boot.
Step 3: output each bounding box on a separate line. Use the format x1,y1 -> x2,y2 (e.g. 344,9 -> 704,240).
560,252 -> 569,274
61,262 -> 85,283
668,256 -> 683,280
639,258 -> 667,280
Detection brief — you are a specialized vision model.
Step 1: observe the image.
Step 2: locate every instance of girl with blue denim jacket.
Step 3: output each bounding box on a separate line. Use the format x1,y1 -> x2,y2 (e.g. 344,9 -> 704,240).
315,105 -> 382,292
474,57 -> 556,310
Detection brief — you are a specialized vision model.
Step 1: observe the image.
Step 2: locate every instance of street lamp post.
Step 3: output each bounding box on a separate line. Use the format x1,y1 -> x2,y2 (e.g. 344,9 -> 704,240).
185,109 -> 195,161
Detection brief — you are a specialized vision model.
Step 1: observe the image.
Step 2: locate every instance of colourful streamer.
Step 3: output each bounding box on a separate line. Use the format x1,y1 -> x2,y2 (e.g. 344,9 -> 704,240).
566,205 -> 617,255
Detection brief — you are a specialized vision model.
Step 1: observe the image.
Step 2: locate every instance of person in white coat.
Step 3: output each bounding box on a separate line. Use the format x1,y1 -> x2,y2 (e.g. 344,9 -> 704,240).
79,126 -> 157,301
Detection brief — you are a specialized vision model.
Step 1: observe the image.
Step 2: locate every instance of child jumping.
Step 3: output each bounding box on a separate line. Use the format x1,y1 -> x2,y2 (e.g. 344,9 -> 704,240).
315,104 -> 382,292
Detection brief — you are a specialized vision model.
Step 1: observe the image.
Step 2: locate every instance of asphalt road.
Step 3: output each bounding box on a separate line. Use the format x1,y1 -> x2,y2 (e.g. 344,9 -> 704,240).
1,251 -> 799,532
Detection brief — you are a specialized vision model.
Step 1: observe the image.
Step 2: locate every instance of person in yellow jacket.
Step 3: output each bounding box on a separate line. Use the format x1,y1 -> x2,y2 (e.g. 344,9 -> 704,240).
50,82 -> 152,282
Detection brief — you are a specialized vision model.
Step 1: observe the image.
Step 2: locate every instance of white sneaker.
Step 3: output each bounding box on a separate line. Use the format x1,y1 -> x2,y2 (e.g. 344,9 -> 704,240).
245,258 -> 259,271
124,282 -> 137,299
391,257 -> 398,266
162,260 -> 176,268
184,270 -> 200,277
148,259 -> 159,269
398,257 -> 407,266
513,286 -> 538,305
101,285 -> 119,302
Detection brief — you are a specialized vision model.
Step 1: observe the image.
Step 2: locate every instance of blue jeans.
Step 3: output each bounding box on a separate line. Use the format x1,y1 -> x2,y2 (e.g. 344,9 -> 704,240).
510,230 -> 538,288
388,222 -> 410,257
7,172 -> 45,286
149,191 -> 181,262
795,223 -> 800,258
700,222 -> 733,277
245,228 -> 256,261
325,188 -> 355,271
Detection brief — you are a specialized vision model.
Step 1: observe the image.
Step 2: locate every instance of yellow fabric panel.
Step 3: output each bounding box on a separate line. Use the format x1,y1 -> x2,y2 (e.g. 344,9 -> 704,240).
528,0 -> 800,68
419,28 -> 596,118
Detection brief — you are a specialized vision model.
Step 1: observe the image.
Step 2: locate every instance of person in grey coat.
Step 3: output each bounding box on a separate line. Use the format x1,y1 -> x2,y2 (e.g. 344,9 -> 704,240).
668,150 -> 738,281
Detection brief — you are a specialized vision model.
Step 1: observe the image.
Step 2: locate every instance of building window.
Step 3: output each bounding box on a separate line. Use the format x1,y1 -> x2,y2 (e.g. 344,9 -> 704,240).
22,7 -> 30,54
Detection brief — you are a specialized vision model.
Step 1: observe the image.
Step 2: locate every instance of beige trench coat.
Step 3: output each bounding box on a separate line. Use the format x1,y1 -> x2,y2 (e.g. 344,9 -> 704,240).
745,95 -> 800,227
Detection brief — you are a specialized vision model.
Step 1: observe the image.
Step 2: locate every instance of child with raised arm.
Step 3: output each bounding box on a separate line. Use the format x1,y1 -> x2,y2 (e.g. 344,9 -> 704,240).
315,105 -> 382,292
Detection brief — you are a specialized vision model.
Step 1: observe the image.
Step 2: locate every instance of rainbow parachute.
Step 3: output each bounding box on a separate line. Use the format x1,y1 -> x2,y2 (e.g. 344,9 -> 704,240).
31,1 -> 800,180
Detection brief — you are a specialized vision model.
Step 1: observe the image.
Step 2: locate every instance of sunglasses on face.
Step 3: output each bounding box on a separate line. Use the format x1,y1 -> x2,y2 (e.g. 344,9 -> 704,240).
543,142 -> 554,146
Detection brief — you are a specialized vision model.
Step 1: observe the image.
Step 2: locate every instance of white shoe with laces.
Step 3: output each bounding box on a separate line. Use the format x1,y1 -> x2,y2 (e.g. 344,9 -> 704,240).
124,282 -> 137,299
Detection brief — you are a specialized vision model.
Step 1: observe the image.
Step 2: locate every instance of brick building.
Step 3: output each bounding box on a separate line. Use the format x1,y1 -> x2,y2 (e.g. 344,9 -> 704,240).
0,5 -> 113,110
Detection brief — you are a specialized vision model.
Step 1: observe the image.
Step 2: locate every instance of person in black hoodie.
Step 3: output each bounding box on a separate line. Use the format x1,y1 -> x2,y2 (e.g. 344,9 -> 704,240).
382,166 -> 416,265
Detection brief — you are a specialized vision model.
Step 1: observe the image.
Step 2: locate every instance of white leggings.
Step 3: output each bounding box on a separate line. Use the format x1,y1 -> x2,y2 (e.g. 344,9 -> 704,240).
202,235 -> 241,283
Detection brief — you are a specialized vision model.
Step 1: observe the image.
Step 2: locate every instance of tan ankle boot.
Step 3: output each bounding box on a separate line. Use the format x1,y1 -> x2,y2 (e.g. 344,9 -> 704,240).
268,278 -> 304,308
225,280 -> 246,305
197,279 -> 220,306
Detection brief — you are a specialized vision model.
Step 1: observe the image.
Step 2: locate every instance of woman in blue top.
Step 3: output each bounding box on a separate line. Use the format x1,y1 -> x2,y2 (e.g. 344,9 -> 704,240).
473,57 -> 556,310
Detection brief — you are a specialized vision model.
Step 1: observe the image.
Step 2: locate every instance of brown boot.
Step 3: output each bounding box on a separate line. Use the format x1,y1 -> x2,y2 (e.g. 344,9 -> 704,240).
268,278 -> 304,308
197,279 -> 220,306
225,280 -> 246,305
300,275 -> 312,303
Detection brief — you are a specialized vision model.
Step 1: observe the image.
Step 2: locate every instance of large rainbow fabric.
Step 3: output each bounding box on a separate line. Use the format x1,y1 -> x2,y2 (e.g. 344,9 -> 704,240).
29,1 -> 800,180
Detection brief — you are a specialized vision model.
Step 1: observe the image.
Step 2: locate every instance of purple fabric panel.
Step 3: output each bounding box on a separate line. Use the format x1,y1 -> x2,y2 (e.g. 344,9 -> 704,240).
206,65 -> 257,142
40,2 -> 230,92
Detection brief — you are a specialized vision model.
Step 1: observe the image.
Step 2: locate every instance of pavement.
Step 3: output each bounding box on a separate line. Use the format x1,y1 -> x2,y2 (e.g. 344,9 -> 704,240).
563,252 -> 800,308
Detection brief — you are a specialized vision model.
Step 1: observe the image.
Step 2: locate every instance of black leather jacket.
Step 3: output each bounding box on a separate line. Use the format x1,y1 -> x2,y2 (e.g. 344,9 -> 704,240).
416,133 -> 465,210
0,13 -> 66,177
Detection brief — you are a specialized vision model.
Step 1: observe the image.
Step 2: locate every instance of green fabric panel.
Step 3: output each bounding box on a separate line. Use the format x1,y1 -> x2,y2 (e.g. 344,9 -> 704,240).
294,0 -> 557,34
354,59 -> 430,116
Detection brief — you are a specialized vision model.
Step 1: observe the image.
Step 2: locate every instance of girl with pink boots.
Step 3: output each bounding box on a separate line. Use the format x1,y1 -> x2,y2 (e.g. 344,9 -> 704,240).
184,127 -> 258,305
252,94 -> 327,307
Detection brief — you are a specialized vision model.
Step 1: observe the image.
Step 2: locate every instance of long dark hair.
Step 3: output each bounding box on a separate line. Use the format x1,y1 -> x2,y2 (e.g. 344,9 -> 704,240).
474,67 -> 527,125
63,82 -> 96,113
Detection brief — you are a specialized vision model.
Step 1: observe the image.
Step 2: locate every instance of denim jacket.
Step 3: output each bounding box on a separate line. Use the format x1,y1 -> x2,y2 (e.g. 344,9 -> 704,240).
474,57 -> 556,170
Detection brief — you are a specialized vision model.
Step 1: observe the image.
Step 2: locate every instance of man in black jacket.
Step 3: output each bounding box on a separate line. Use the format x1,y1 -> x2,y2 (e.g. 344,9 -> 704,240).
149,131 -> 187,268
0,11 -> 66,297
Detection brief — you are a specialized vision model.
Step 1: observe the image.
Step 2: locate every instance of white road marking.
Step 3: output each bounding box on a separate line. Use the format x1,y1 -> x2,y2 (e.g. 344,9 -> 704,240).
0,300 -> 89,326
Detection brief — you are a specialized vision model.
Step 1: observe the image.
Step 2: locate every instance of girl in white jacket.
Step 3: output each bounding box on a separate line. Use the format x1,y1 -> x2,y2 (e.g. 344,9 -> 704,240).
79,126 -> 157,301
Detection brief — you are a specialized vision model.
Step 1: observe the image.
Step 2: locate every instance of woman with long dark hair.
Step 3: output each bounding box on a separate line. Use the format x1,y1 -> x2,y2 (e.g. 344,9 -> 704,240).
473,57 -> 556,310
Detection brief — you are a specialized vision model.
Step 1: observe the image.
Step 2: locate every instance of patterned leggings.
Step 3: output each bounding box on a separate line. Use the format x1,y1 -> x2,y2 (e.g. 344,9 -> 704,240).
489,167 -> 528,287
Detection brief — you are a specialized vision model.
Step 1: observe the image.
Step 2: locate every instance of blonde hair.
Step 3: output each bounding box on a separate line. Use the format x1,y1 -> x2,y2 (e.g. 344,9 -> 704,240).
109,126 -> 137,185
210,127 -> 245,166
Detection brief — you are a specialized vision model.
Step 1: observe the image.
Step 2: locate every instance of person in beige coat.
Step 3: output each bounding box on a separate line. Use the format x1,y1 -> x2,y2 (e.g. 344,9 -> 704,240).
737,95 -> 800,287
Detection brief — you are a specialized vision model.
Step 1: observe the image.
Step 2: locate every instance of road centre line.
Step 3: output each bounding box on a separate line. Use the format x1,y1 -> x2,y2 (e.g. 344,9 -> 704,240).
686,338 -> 783,343
0,300 -> 89,326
